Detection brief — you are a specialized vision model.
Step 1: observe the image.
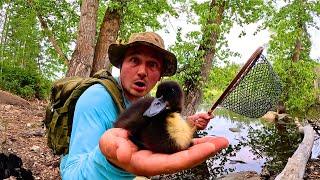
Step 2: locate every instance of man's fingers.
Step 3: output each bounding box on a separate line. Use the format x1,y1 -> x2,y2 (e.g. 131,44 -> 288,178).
130,137 -> 229,176
116,138 -> 137,164
198,112 -> 213,120
99,128 -> 135,161
108,128 -> 131,138
194,118 -> 210,130
168,137 -> 229,170
100,129 -> 228,177
193,136 -> 229,148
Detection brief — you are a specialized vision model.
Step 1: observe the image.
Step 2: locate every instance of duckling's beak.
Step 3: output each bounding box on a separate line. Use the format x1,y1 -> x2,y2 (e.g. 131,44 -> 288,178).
143,96 -> 166,117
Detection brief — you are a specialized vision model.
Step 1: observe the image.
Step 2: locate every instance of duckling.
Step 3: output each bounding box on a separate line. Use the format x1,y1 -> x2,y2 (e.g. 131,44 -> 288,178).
114,81 -> 195,154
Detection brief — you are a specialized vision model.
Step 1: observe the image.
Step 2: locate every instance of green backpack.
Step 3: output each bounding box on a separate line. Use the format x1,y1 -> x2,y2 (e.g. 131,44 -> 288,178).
44,70 -> 126,155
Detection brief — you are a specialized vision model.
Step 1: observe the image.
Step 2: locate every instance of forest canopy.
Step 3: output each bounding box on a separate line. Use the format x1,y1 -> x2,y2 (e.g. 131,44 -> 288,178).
0,0 -> 319,116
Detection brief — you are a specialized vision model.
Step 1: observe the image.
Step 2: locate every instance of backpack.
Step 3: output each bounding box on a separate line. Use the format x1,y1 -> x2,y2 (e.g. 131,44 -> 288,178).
44,70 -> 126,155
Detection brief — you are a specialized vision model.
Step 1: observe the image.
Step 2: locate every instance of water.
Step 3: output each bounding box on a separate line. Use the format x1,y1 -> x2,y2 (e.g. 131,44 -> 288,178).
312,135 -> 320,159
206,116 -> 266,173
201,109 -> 302,178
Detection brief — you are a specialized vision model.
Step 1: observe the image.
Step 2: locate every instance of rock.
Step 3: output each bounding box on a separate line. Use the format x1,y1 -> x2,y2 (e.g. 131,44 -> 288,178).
26,123 -> 32,128
261,111 -> 278,122
229,159 -> 246,164
229,127 -> 241,132
261,166 -> 270,178
30,145 -> 40,153
217,171 -> 260,180
32,129 -> 45,137
0,90 -> 31,108
0,124 -> 5,131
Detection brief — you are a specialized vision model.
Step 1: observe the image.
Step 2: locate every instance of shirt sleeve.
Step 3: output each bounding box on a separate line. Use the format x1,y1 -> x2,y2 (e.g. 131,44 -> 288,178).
60,84 -> 135,180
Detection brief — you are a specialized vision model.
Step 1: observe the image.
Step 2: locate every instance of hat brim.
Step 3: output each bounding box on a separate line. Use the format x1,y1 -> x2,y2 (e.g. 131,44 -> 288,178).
108,41 -> 177,76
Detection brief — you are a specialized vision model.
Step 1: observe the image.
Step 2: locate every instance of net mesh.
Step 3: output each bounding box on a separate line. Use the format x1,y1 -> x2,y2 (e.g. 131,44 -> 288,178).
220,54 -> 282,118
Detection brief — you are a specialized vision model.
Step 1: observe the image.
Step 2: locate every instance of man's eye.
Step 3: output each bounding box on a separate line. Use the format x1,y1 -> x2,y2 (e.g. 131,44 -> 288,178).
149,62 -> 158,69
130,57 -> 139,64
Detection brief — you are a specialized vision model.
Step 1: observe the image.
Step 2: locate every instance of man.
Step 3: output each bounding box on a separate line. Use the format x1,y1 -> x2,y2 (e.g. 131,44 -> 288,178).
60,32 -> 228,179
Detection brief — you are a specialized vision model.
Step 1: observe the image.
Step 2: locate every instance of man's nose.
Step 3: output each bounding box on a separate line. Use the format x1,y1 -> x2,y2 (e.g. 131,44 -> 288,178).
137,64 -> 147,78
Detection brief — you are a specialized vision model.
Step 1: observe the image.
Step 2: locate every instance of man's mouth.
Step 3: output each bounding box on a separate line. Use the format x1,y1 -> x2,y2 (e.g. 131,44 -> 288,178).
133,81 -> 147,91
135,81 -> 146,87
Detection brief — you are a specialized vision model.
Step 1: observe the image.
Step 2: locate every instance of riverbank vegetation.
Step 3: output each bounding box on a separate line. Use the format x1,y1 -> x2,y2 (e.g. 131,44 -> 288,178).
1,0 -> 318,117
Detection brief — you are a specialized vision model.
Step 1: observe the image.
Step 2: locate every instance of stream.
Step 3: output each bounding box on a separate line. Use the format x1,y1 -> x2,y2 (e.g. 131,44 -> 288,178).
199,108 -> 316,178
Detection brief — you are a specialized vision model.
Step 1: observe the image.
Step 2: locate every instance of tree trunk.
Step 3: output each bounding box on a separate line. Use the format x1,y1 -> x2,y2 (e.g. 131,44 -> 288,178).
275,120 -> 314,180
37,14 -> 69,65
90,7 -> 122,76
66,0 -> 98,77
315,66 -> 320,103
180,1 -> 225,179
292,38 -> 302,62
183,0 -> 225,116
0,6 -> 9,60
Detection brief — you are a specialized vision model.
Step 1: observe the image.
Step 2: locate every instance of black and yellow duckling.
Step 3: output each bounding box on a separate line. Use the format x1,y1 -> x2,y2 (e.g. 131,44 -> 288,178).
114,81 -> 195,154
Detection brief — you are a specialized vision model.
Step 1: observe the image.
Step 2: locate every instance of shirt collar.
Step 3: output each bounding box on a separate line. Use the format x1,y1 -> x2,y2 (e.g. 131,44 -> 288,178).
115,76 -> 131,108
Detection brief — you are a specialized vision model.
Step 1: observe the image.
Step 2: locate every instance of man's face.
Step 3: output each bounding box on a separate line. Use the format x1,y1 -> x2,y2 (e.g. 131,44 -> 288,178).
120,45 -> 163,101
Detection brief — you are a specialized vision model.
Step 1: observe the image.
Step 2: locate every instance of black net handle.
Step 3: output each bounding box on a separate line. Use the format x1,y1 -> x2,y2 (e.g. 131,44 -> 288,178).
208,47 -> 264,115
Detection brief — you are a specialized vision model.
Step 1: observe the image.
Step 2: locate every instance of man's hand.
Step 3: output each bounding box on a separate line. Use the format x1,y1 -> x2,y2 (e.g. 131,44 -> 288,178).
187,112 -> 213,130
99,128 -> 229,177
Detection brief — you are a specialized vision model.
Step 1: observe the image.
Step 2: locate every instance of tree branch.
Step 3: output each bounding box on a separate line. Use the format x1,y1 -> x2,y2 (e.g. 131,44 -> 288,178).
27,0 -> 69,65
275,119 -> 315,180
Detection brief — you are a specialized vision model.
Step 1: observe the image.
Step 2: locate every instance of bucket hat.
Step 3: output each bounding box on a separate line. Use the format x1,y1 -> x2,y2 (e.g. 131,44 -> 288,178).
108,32 -> 177,76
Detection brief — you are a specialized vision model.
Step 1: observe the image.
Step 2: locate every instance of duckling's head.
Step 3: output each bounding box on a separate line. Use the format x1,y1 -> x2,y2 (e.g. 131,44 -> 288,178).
156,81 -> 184,113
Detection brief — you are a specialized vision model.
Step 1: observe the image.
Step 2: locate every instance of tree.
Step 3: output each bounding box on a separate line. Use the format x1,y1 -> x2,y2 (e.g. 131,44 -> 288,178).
0,0 -> 176,96
265,0 -> 320,115
0,0 -> 54,98
171,0 -> 270,115
66,0 -> 99,77
66,0 -> 176,77
90,1 -> 124,76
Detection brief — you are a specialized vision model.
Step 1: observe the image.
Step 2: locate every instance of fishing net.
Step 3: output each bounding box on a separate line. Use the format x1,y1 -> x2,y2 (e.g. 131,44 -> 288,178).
209,47 -> 283,118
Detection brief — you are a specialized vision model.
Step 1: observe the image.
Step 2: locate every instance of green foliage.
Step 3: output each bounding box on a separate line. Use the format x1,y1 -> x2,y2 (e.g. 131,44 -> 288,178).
118,0 -> 177,40
168,0 -> 270,110
0,1 -> 78,80
169,29 -> 204,92
0,63 -> 51,99
203,64 -> 240,104
274,59 -> 317,116
29,0 -> 79,78
265,0 -> 320,117
0,1 -> 52,99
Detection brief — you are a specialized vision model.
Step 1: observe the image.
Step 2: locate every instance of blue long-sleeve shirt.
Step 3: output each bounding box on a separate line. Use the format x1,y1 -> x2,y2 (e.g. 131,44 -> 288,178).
60,83 -> 135,180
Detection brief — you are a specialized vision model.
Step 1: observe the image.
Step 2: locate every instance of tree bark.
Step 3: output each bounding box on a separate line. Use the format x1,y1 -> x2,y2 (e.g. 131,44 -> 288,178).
66,0 -> 99,77
315,66 -> 320,103
0,6 -> 9,59
90,7 -> 122,76
183,0 -> 225,116
292,38 -> 302,62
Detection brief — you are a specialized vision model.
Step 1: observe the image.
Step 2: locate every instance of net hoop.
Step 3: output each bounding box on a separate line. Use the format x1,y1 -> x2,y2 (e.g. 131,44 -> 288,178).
208,47 -> 264,114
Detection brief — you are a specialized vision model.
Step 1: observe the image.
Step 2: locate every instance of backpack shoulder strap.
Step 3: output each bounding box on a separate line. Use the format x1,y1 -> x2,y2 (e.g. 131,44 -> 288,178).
98,78 -> 125,113
93,69 -> 126,113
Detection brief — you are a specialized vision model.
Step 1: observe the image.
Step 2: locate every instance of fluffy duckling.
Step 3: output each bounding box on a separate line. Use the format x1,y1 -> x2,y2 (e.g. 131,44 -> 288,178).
114,81 -> 195,154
